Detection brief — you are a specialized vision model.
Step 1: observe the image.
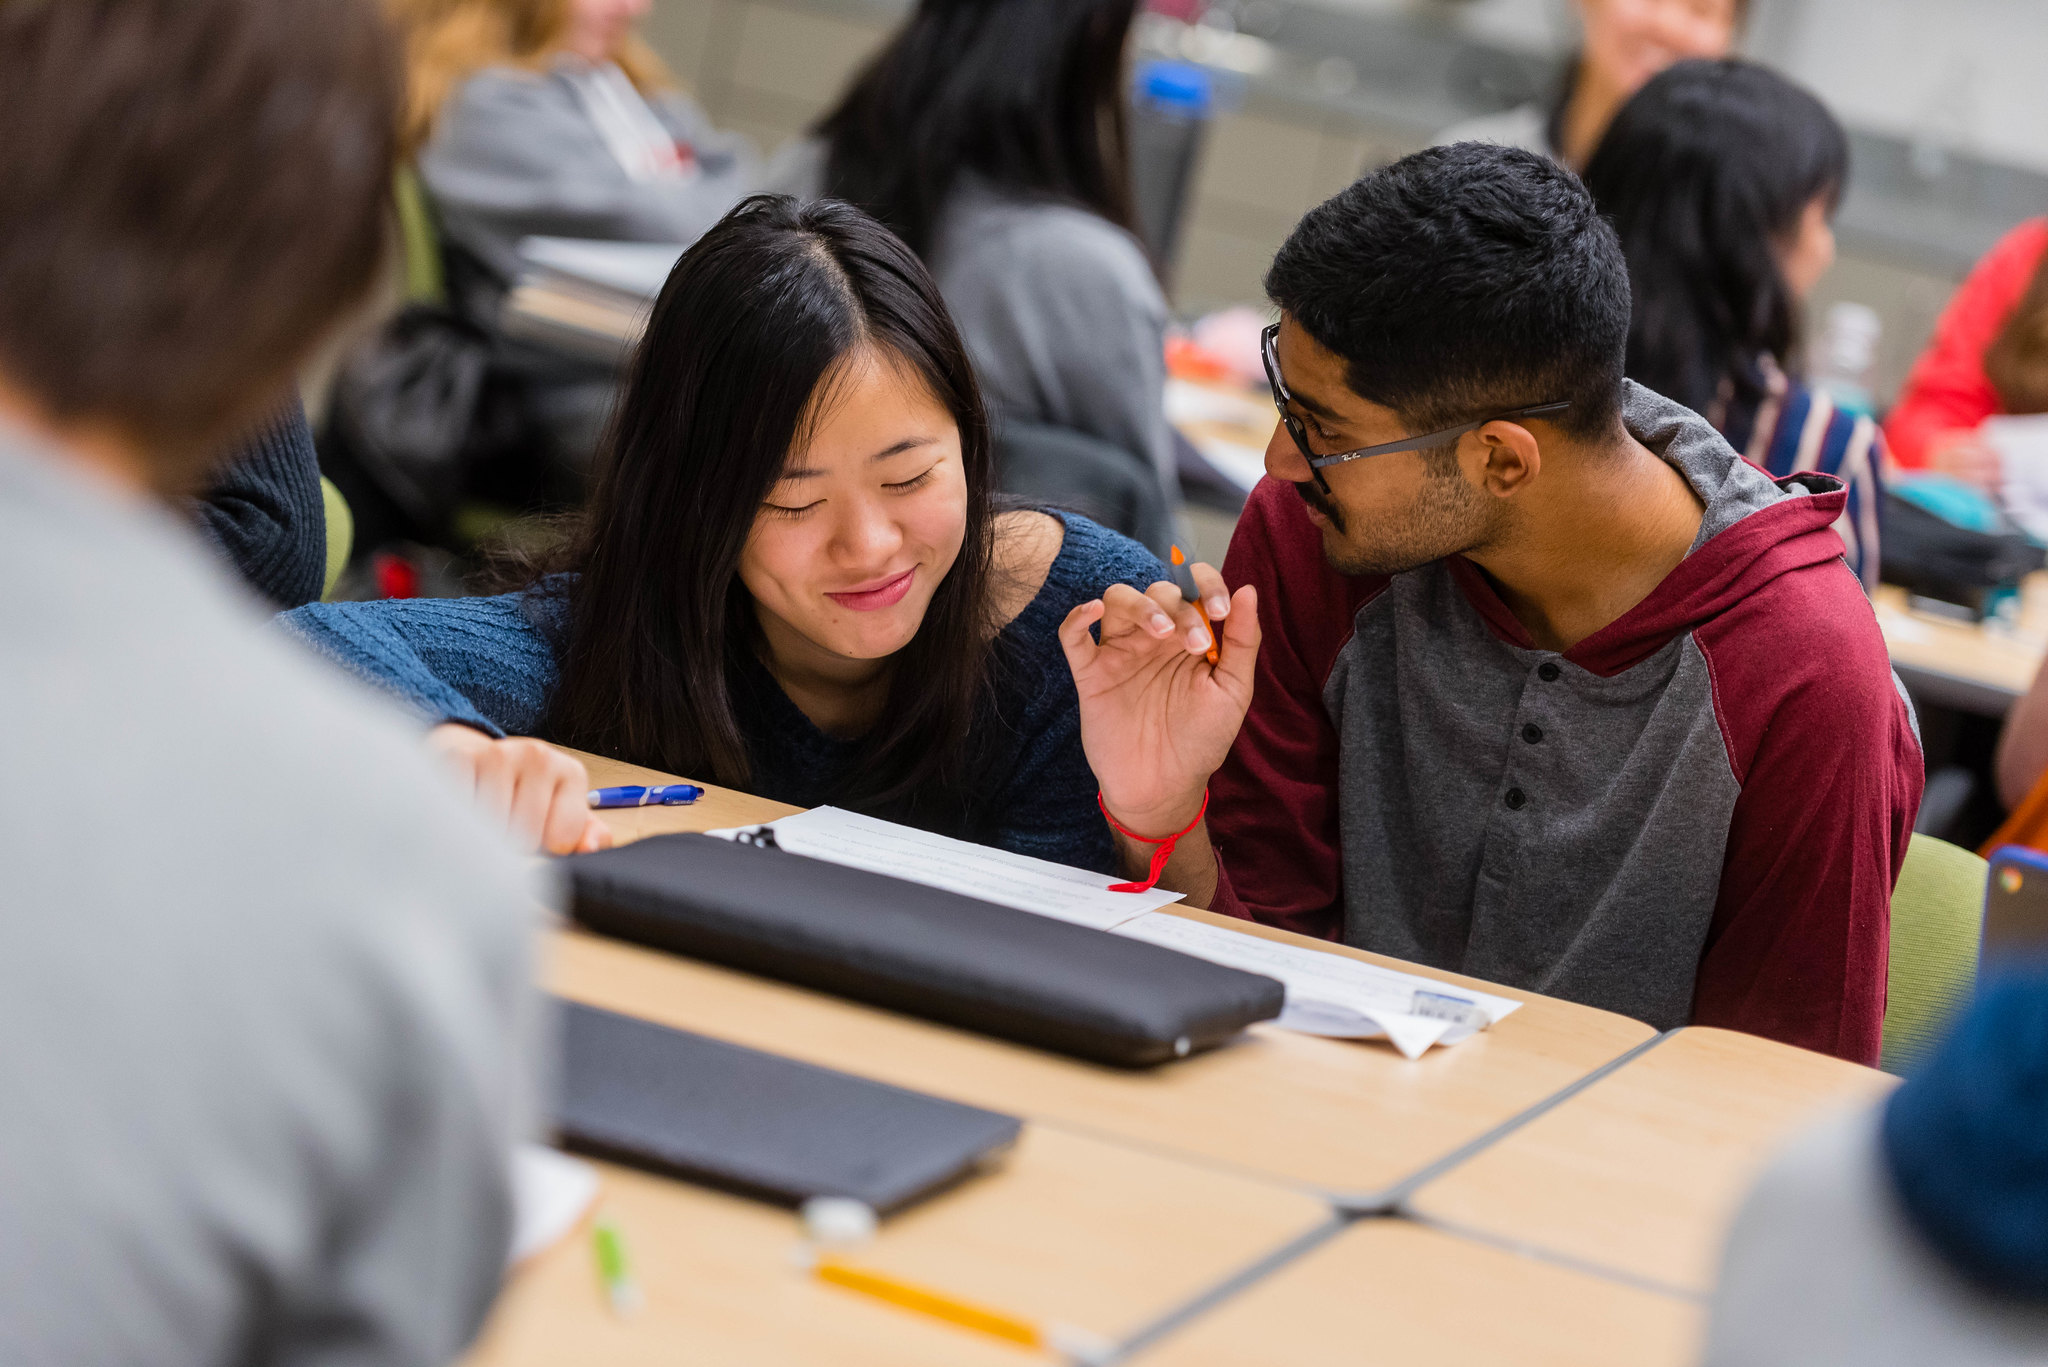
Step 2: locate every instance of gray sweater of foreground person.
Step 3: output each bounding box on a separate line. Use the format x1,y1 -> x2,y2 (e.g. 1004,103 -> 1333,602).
0,420 -> 545,1367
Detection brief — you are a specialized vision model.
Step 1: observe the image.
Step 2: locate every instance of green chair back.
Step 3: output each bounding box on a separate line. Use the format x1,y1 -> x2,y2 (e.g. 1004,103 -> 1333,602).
1882,832 -> 1986,1075
393,164 -> 445,307
320,476 -> 354,601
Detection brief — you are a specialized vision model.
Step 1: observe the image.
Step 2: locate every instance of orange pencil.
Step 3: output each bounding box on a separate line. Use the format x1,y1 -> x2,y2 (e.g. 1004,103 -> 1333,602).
1169,545 -> 1220,664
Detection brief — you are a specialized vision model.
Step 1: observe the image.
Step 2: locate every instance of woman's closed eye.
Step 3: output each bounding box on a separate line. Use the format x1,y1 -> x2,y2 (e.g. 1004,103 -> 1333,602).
761,496 -> 822,519
885,463 -> 940,493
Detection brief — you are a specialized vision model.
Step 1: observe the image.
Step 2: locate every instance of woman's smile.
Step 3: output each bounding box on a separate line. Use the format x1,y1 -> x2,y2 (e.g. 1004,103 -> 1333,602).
824,566 -> 918,612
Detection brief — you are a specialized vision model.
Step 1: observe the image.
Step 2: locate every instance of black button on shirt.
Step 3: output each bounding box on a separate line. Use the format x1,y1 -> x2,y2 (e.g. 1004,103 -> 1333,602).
1537,662 -> 1561,682
1504,787 -> 1527,810
1522,723 -> 1543,744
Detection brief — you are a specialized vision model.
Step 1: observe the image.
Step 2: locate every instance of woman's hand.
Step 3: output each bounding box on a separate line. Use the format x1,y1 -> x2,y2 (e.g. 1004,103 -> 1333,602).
426,724 -> 613,856
1058,562 -> 1260,840
1927,427 -> 2003,491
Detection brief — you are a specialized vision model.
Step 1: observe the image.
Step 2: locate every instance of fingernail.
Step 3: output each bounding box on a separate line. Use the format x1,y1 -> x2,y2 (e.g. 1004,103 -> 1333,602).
1208,597 -> 1229,617
1187,627 -> 1210,651
1151,616 -> 1172,634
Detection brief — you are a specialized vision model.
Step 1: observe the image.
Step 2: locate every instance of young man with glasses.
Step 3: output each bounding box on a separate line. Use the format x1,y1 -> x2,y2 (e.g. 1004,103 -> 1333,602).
1062,143 -> 1919,1064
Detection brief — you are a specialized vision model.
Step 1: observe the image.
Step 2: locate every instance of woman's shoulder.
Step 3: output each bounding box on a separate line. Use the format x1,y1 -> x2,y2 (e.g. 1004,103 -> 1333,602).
1762,379 -> 1884,479
995,509 -> 1166,636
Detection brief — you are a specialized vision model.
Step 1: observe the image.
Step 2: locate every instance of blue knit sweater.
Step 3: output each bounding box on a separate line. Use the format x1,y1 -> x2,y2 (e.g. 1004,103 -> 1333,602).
280,511 -> 1165,872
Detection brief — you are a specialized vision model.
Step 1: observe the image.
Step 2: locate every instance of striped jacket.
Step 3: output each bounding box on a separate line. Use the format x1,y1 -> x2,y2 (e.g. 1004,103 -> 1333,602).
1715,355 -> 1885,590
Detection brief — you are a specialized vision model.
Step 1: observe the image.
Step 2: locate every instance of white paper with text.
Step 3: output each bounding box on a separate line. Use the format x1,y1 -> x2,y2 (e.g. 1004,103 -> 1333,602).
1107,913 -> 1522,1058
703,806 -> 1181,929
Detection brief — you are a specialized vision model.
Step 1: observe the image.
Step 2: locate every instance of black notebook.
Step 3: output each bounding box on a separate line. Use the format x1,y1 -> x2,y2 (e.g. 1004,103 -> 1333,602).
569,831 -> 1285,1067
555,1001 -> 1022,1213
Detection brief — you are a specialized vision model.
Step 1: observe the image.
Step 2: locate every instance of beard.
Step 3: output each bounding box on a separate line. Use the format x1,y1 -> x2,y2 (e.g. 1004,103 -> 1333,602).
1295,468 -> 1497,578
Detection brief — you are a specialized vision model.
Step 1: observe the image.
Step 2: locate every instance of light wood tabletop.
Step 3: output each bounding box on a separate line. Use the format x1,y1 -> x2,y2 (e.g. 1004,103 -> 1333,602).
465,1124 -> 1333,1367
1131,1217 -> 1702,1367
556,748 -> 1657,1200
1874,573 -> 2048,715
1402,1026 -> 1898,1294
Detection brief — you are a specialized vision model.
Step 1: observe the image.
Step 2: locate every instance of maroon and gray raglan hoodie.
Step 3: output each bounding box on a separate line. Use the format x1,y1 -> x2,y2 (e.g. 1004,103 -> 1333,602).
1210,382 -> 1923,1065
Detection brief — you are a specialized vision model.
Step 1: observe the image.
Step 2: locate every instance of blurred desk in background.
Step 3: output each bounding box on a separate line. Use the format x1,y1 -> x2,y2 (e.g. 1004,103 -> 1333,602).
1875,575 -> 2048,717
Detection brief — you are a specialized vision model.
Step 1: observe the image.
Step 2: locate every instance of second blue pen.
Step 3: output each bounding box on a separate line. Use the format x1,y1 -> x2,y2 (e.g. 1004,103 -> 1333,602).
588,784 -> 703,809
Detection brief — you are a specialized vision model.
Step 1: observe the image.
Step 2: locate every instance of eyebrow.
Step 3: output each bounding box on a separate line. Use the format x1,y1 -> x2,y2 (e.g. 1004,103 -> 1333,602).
1286,381 -> 1347,424
779,435 -> 937,481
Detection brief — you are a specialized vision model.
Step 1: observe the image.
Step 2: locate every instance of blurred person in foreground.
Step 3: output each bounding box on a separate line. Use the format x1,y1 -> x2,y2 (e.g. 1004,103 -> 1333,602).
1584,59 -> 1885,589
0,1 -> 544,1362
1436,0 -> 1742,171
1884,217 -> 2048,491
768,0 -> 1180,522
1704,969 -> 2048,1364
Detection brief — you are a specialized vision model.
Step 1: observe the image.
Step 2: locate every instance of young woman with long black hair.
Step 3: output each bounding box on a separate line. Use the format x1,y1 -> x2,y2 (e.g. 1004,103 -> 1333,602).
763,0 -> 1177,518
1582,58 -> 1884,586
281,196 -> 1243,868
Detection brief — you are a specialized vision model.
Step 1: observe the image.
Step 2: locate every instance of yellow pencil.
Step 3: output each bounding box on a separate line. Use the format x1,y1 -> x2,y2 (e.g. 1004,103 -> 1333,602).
813,1255 -> 1044,1349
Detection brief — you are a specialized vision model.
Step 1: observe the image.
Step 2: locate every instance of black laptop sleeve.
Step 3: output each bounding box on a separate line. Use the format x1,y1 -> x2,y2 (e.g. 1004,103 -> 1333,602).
556,1001 -> 1021,1212
569,832 -> 1284,1066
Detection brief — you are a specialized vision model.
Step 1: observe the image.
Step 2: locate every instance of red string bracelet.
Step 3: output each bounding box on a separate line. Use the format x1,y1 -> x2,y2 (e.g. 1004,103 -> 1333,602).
1097,790 -> 1209,893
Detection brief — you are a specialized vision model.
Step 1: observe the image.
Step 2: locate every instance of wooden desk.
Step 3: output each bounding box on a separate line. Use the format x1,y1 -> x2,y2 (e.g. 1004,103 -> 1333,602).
558,750 -> 1658,1201
1132,1218 -> 1702,1367
1402,1027 -> 1897,1294
1875,575 -> 2048,716
467,1125 -> 1333,1366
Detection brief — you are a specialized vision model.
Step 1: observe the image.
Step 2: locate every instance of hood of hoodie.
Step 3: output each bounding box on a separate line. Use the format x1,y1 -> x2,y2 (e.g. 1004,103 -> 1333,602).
1448,380 -> 1852,678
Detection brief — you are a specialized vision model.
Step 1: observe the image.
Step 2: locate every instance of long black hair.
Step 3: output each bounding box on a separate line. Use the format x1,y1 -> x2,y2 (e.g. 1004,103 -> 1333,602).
542,195 -> 998,812
813,0 -> 1140,260
1582,58 -> 1848,416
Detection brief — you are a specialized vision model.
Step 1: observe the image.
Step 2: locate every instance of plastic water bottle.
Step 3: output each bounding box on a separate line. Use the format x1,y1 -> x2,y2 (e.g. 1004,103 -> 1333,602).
1810,301 -> 1883,419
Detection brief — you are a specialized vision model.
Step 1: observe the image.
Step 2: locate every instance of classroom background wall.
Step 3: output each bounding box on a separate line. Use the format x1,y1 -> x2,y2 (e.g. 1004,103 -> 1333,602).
641,0 -> 2048,407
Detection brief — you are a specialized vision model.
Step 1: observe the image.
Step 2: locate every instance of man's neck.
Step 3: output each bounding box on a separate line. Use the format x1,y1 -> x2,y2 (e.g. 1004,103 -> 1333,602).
0,376 -> 154,497
1466,431 -> 1705,654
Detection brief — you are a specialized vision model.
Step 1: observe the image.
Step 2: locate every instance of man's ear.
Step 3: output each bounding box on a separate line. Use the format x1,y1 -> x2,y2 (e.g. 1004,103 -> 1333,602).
1472,419 -> 1542,498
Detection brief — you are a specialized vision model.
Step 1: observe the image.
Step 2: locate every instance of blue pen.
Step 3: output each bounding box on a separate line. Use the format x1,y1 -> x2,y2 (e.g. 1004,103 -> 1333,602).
588,784 -> 703,809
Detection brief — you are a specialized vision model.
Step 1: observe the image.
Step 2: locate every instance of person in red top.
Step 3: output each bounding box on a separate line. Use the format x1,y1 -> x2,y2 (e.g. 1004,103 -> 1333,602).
1059,144 -> 1920,1063
1885,218 -> 2048,487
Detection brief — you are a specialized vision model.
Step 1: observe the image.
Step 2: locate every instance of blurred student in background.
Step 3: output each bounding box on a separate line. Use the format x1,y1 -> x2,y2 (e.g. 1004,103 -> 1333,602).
0,0 -> 539,1360
1584,59 -> 1884,588
1885,218 -> 2048,491
284,196 -> 1195,870
768,0 -> 1180,521
396,0 -> 757,284
1437,0 -> 1742,170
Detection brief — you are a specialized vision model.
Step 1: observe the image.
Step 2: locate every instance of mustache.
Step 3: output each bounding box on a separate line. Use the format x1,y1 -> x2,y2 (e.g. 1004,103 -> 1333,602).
1293,477 -> 1346,531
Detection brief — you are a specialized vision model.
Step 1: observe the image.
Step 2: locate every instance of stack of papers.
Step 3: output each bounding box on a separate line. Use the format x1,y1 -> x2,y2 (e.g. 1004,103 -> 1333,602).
706,806 -> 1183,928
706,807 -> 1520,1057
502,236 -> 685,360
1988,414 -> 2048,543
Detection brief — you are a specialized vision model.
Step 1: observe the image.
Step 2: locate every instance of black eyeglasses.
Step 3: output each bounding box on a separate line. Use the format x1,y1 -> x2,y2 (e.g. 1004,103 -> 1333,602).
1259,322 -> 1570,490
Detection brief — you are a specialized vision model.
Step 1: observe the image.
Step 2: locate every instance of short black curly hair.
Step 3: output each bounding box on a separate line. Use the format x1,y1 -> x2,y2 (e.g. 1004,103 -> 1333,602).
1265,142 -> 1631,442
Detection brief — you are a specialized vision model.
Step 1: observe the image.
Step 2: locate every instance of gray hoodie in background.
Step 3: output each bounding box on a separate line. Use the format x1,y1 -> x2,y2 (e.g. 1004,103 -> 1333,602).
423,60 -> 759,282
